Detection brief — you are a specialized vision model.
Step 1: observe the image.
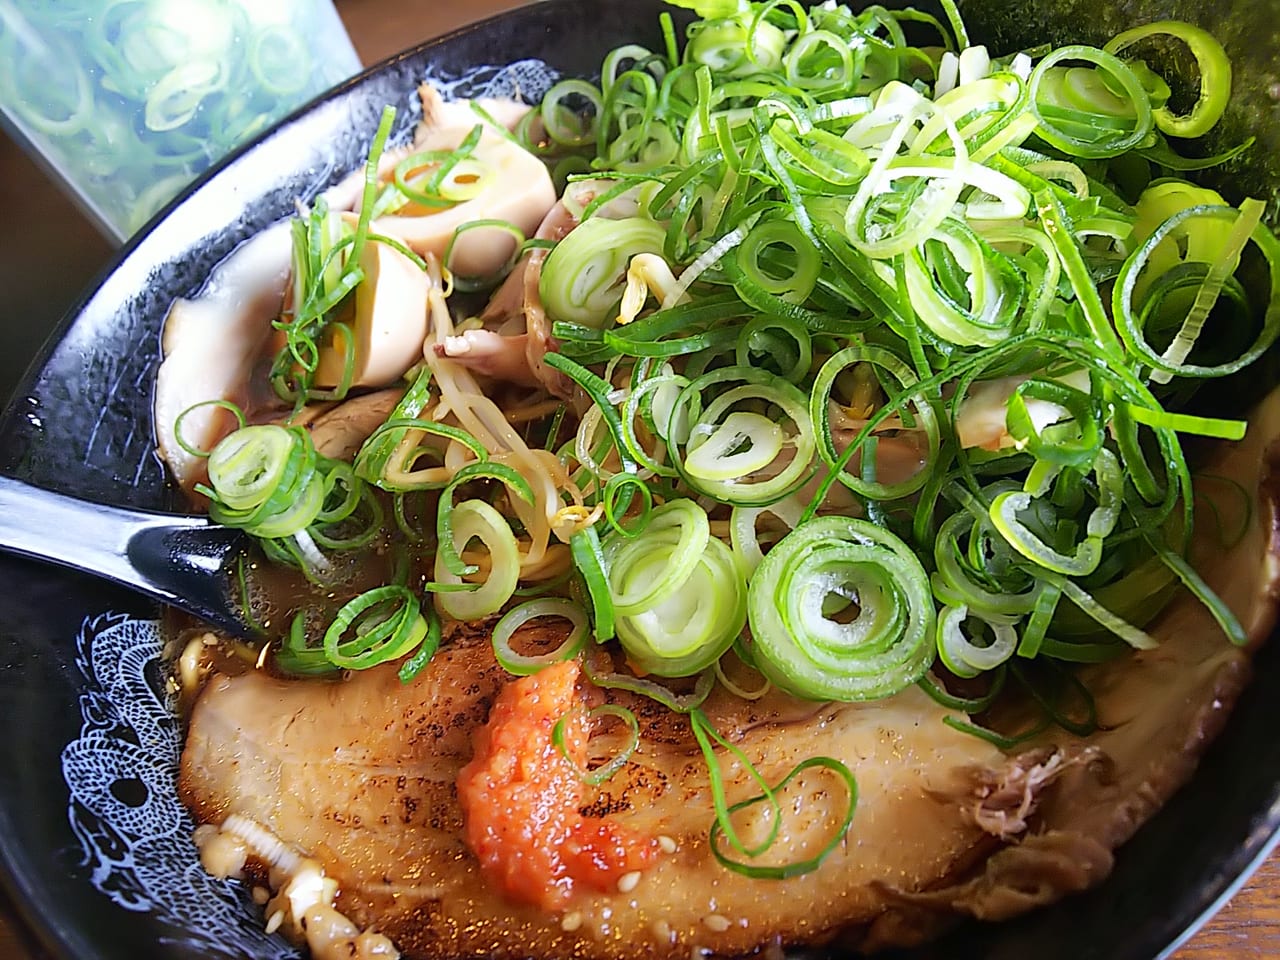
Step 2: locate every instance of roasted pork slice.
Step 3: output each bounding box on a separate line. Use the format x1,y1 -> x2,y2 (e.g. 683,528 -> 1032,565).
181,621 -> 1023,959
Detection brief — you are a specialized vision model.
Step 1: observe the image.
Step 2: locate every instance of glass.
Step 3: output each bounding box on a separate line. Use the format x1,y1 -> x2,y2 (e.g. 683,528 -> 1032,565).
0,0 -> 362,241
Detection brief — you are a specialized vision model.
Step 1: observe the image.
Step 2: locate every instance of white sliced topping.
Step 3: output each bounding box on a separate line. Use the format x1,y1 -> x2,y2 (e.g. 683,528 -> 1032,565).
936,51 -> 960,97
958,45 -> 992,86
154,221 -> 291,488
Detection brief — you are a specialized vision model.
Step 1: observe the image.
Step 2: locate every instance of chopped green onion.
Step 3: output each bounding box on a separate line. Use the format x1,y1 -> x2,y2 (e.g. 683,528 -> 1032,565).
398,605 -> 443,683
1029,46 -> 1153,158
917,665 -> 1008,714
936,604 -> 1018,678
173,399 -> 245,458
433,499 -> 521,620
669,365 -> 817,506
553,703 -> 641,785
491,598 -> 590,674
692,708 -> 858,879
747,516 -> 936,700
571,526 -> 616,642
610,506 -> 747,676
315,585 -> 430,672
1104,21 -> 1231,138
582,660 -> 715,713
540,217 -> 668,326
435,461 -> 534,577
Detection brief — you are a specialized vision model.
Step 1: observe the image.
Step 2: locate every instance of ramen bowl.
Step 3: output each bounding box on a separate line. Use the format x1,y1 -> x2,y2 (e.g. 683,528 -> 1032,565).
0,1 -> 1279,958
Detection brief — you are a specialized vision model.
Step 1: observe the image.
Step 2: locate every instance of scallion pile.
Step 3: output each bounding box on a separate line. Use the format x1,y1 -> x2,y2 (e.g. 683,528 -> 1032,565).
183,0 -> 1275,881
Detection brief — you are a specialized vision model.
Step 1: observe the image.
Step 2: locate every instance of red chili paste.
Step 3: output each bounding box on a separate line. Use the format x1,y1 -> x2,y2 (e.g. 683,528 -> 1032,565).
457,660 -> 655,909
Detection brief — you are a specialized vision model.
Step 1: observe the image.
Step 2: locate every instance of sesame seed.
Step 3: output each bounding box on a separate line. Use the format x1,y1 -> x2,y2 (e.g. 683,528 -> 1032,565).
251,886 -> 270,905
617,871 -> 642,893
657,835 -> 678,854
264,910 -> 285,935
560,911 -> 583,932
652,920 -> 674,943
703,914 -> 731,933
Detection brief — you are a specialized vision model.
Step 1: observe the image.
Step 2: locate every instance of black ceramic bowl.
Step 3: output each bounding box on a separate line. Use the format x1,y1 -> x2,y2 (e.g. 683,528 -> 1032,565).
2,1 -> 1279,958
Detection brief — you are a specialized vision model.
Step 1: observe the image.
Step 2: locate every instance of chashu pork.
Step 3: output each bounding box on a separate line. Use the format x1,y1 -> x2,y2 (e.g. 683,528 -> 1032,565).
178,387 -> 1280,959
181,630 -> 1018,958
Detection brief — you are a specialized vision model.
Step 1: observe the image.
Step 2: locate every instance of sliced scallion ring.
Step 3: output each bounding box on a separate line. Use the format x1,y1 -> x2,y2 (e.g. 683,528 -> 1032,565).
810,344 -> 939,500
433,499 -> 521,620
614,532 -> 747,677
1028,45 -> 1153,158
932,510 -> 1038,617
685,411 -> 784,481
747,516 -> 936,701
607,499 -> 710,617
988,448 -> 1122,577
708,754 -> 858,879
1104,21 -> 1231,138
669,366 -> 817,506
492,598 -> 589,675
206,425 -> 296,512
322,585 -> 429,671
571,526 -> 615,642
541,78 -> 604,147
552,703 -> 641,786
540,217 -> 668,326
936,604 -> 1019,678
583,660 -> 716,714
1114,200 -> 1280,379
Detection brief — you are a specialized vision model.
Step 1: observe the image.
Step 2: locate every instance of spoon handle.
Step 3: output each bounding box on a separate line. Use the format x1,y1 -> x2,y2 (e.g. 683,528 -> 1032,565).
0,475 -> 255,637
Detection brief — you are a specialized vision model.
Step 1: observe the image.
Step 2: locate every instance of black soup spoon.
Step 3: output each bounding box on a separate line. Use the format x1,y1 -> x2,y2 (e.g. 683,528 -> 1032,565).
0,475 -> 260,639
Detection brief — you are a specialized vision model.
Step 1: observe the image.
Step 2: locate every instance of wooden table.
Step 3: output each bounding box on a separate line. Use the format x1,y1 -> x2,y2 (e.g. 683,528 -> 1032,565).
0,0 -> 1276,956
